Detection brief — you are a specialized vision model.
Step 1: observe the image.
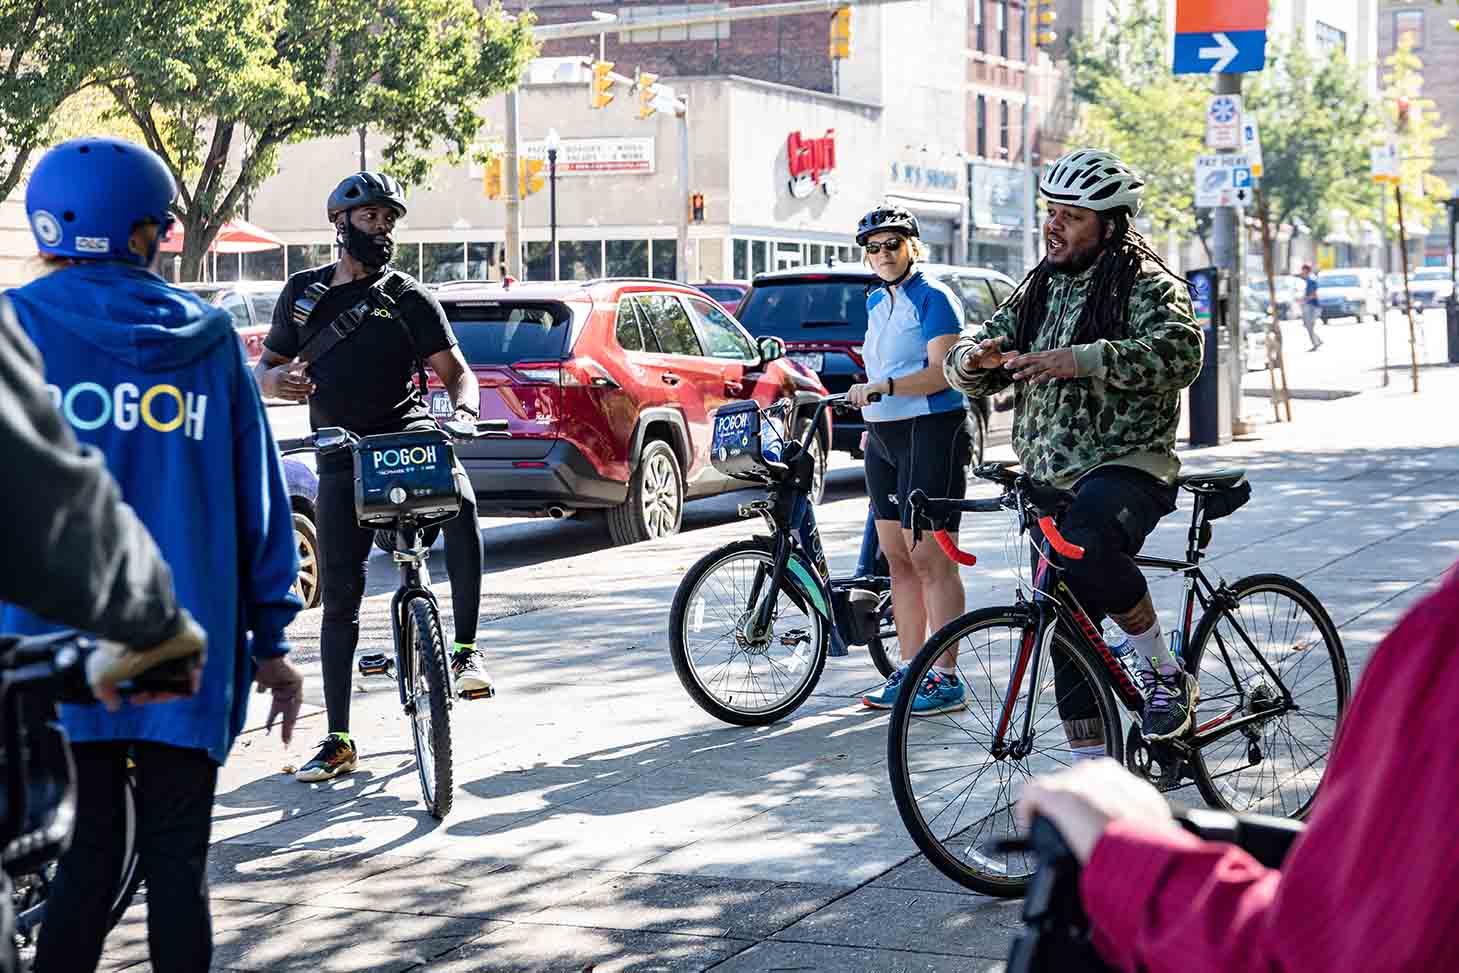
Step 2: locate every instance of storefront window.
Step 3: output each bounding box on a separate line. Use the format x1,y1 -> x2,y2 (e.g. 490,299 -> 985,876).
242,248 -> 284,281
809,244 -> 824,266
557,240 -> 603,280
422,242 -> 466,284
733,239 -> 749,280
775,241 -> 802,270
752,241 -> 769,276
607,239 -> 649,277
285,244 -> 334,275
215,253 -> 242,282
394,242 -> 422,278
467,241 -> 500,280
524,241 -> 551,281
651,239 -> 677,280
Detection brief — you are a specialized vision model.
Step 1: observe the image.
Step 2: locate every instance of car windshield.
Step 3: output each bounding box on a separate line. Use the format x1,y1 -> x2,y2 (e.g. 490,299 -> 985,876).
735,278 -> 870,341
696,284 -> 744,303
1412,269 -> 1450,281
442,300 -> 573,363
1319,274 -> 1361,287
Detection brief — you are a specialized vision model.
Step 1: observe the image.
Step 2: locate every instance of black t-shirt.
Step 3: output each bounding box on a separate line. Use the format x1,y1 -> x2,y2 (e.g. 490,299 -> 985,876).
265,263 -> 456,438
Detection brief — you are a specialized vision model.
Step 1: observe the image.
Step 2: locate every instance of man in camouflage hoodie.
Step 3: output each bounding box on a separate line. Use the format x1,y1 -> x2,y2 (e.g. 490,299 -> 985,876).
944,149 -> 1204,747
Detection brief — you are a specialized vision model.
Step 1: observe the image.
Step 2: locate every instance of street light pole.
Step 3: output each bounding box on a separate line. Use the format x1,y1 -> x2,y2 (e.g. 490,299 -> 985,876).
1021,1 -> 1035,274
546,128 -> 561,281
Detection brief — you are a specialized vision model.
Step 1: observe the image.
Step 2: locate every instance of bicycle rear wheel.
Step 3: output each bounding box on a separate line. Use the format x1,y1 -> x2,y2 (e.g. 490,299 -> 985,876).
669,538 -> 828,726
1187,573 -> 1349,819
406,598 -> 454,819
887,608 -> 1123,897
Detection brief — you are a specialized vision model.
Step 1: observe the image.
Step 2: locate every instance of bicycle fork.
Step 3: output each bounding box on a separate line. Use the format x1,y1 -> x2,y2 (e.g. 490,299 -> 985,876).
992,606 -> 1057,761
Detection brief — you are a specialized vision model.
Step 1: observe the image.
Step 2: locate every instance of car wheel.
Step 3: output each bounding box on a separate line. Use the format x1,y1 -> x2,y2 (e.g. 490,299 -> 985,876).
292,511 -> 322,610
373,525 -> 442,555
965,408 -> 987,475
607,439 -> 683,545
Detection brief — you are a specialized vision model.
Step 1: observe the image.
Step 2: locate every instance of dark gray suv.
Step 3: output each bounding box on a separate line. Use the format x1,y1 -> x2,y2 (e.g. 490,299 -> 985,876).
733,262 -> 1016,464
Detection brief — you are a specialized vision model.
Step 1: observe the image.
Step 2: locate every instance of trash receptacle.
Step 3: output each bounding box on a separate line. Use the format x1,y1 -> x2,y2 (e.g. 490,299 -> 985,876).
1447,294 -> 1459,365
1189,321 -> 1233,447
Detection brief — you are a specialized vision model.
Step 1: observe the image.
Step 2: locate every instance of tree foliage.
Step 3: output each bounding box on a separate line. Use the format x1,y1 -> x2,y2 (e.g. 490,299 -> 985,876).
106,0 -> 535,279
1378,36 -> 1449,246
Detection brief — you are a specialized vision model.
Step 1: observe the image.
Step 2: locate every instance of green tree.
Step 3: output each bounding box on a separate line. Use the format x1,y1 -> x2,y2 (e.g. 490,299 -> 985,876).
1068,0 -> 1212,255
1377,36 -> 1449,257
1243,34 -> 1377,267
0,1 -> 177,202
105,0 -> 534,279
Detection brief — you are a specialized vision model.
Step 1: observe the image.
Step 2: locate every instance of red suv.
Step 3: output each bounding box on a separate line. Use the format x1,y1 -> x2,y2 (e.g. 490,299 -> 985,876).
427,278 -> 830,546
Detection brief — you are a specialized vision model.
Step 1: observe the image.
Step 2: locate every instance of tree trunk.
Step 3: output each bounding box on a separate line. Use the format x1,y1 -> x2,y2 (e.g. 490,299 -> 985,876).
176,216 -> 223,282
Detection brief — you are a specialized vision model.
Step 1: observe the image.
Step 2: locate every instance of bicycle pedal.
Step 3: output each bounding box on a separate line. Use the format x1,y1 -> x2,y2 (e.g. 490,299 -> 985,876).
357,653 -> 393,677
458,686 -> 495,700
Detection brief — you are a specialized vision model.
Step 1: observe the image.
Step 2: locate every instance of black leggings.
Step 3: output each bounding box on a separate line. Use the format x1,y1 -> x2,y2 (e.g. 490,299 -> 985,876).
316,462 -> 482,734
35,742 -> 218,973
1031,466 -> 1177,723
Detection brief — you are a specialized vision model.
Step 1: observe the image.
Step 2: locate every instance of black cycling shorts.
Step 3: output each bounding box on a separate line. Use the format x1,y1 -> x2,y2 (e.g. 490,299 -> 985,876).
865,408 -> 973,530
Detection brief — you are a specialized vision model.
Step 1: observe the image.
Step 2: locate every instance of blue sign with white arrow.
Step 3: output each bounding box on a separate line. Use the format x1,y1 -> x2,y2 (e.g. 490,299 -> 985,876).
1173,31 -> 1267,75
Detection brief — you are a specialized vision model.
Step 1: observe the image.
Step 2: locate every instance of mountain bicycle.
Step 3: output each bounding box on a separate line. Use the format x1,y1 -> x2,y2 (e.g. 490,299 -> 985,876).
668,393 -> 900,726
4,631 -> 200,958
278,418 -> 505,819
886,462 -> 1350,896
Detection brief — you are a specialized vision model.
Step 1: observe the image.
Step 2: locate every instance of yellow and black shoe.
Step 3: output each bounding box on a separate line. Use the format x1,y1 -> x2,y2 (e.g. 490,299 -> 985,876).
295,733 -> 358,782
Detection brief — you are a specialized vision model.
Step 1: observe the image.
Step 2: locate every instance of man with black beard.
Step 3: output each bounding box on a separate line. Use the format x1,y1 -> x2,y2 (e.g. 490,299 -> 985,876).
945,149 -> 1204,749
255,171 -> 494,783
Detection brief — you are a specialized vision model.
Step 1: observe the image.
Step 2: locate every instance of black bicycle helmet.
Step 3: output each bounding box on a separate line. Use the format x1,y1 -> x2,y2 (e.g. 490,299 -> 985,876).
856,205 -> 919,246
326,171 -> 408,222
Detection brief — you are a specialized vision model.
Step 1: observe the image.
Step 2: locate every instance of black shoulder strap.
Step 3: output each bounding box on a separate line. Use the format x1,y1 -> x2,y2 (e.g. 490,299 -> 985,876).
293,270 -> 431,400
370,272 -> 430,399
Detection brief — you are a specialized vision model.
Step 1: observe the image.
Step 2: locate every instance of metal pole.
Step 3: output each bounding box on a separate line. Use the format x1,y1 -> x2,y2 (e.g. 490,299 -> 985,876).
504,88 -> 523,279
357,127 -> 366,170
1381,190 -> 1390,386
1396,184 -> 1420,393
1212,73 -> 1242,436
677,103 -> 691,282
548,148 -> 559,280
1021,1 -> 1035,274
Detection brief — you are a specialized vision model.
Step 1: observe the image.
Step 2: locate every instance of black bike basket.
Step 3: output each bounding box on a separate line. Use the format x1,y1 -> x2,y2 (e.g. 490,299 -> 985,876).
1201,479 -> 1251,521
830,586 -> 882,645
352,430 -> 461,526
710,400 -> 778,481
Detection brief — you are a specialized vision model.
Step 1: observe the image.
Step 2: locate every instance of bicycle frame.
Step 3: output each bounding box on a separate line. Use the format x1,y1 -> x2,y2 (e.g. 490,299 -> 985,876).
991,489 -> 1302,761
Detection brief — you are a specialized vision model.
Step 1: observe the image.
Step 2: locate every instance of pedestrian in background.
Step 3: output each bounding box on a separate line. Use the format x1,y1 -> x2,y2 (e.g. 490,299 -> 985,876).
1300,263 -> 1323,351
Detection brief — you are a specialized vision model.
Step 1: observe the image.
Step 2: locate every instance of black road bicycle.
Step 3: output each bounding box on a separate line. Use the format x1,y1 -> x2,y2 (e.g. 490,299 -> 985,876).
669,393 -> 900,726
887,462 -> 1350,896
279,418 -> 504,819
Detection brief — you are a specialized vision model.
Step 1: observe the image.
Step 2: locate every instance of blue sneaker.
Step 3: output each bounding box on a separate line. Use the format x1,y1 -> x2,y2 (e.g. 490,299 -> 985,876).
862,664 -> 910,709
911,671 -> 967,716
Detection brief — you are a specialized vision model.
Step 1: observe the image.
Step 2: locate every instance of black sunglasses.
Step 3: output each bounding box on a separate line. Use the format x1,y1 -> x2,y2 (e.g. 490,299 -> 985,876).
863,238 -> 905,254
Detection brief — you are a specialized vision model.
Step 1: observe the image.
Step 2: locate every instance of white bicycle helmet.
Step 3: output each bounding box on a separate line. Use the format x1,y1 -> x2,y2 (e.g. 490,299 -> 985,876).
1039,149 -> 1144,216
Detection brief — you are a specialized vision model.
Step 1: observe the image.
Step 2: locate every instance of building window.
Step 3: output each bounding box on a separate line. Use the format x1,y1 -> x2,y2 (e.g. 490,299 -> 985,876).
284,243 -> 334,276
608,239 -> 649,277
752,240 -> 769,276
999,101 -> 1010,158
1394,10 -> 1423,52
733,238 -> 749,279
651,239 -> 677,280
467,241 -> 500,280
241,248 -> 283,282
997,1 -> 1008,59
1016,1 -> 1026,61
524,241 -> 551,282
975,0 -> 985,52
976,96 -> 987,158
393,242 -> 421,279
1314,20 -> 1347,56
620,4 -> 729,43
557,240 -> 604,280
422,243 -> 466,284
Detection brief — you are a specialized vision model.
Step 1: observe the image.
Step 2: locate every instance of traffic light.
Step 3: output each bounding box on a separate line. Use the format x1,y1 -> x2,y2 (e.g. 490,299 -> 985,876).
636,70 -> 661,119
483,157 -> 503,200
1035,0 -> 1057,49
1396,95 -> 1412,132
690,192 -> 705,223
591,60 -> 616,109
829,7 -> 851,60
520,158 -> 546,197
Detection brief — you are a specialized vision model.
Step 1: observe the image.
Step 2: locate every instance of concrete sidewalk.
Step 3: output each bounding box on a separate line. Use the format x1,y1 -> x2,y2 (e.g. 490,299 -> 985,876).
98,365 -> 1459,972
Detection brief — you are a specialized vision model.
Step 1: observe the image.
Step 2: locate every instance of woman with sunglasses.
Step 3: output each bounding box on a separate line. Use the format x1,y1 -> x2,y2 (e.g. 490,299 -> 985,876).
847,205 -> 973,717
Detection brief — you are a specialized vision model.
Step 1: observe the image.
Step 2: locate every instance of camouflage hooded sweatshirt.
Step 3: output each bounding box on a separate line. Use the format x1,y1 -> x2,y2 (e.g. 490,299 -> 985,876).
943,259 -> 1204,489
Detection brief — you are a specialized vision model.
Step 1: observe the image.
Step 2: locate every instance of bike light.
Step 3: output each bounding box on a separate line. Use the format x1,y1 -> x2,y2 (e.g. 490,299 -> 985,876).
389,487 -> 408,505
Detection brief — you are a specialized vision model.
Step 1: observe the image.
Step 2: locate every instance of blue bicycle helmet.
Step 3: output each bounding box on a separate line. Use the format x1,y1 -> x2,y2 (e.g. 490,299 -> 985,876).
26,137 -> 177,266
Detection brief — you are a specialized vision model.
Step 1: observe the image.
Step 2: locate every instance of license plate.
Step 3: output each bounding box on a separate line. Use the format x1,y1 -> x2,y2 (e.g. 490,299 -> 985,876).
789,352 -> 824,373
430,391 -> 452,416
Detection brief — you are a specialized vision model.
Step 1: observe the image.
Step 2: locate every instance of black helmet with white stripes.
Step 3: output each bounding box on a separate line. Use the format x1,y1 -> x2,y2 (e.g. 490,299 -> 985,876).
856,204 -> 920,246
1039,149 -> 1144,216
326,171 -> 408,223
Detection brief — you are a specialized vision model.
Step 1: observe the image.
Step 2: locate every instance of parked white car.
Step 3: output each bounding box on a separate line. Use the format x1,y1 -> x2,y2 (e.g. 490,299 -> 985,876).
1316,268 -> 1384,323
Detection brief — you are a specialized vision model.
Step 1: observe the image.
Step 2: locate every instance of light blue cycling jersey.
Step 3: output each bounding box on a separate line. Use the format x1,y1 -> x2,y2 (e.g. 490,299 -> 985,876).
861,269 -> 966,422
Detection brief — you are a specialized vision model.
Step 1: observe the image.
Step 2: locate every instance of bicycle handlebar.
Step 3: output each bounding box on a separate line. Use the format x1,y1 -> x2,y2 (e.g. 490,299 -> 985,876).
933,530 -> 977,566
1,631 -> 200,704
277,418 -> 510,456
1037,517 -> 1086,561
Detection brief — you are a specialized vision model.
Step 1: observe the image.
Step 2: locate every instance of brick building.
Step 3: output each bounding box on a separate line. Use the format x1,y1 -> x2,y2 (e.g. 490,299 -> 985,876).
504,1 -> 836,93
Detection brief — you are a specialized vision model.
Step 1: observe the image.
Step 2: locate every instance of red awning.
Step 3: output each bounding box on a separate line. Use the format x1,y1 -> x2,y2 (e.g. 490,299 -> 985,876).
158,218 -> 285,254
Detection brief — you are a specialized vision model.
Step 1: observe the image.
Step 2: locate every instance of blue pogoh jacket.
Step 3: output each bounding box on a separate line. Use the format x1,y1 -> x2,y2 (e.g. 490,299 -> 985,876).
1,262 -> 301,764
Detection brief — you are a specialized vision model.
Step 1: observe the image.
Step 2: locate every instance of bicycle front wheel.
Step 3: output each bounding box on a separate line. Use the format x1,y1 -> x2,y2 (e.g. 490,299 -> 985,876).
1188,574 -> 1349,819
866,592 -> 901,678
669,538 -> 829,726
406,597 -> 454,819
888,608 -> 1123,897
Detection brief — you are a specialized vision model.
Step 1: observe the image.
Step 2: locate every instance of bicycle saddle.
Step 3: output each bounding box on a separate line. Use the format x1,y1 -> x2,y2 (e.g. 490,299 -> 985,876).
1176,469 -> 1247,490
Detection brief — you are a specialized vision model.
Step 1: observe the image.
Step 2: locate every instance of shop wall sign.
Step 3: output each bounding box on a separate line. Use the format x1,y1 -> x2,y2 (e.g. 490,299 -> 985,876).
787,129 -> 837,199
889,158 -> 963,196
471,137 -> 655,178
969,164 -> 1025,229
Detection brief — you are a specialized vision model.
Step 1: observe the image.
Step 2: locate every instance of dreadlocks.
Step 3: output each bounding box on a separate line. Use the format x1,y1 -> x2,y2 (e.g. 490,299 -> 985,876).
1003,211 -> 1190,355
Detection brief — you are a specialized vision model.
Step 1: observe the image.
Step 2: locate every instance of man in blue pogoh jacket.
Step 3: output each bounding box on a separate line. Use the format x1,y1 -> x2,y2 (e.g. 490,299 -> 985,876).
1,137 -> 305,973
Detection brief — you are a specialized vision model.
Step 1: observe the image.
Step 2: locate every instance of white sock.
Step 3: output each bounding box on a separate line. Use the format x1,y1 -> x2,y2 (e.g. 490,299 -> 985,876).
1071,744 -> 1106,764
933,665 -> 957,680
1125,619 -> 1179,673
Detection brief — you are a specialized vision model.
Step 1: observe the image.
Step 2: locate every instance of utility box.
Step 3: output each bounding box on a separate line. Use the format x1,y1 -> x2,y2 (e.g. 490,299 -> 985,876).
1187,267 -> 1233,448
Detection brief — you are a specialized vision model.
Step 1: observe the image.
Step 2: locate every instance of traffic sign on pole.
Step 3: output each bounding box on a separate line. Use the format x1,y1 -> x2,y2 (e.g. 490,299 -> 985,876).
1173,0 -> 1267,75
1194,153 -> 1253,207
1241,117 -> 1263,177
1206,94 -> 1243,149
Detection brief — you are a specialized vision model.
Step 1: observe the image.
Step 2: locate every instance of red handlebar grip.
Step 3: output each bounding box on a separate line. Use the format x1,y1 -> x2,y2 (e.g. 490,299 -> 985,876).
1037,517 -> 1085,560
933,530 -> 977,566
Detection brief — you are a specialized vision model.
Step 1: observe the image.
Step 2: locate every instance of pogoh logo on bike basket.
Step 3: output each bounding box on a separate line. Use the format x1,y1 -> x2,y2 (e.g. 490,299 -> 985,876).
372,444 -> 438,473
353,430 -> 460,525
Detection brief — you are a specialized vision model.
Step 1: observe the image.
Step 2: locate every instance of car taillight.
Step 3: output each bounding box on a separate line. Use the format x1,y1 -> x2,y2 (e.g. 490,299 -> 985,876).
561,357 -> 621,388
513,361 -> 562,383
848,344 -> 865,367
